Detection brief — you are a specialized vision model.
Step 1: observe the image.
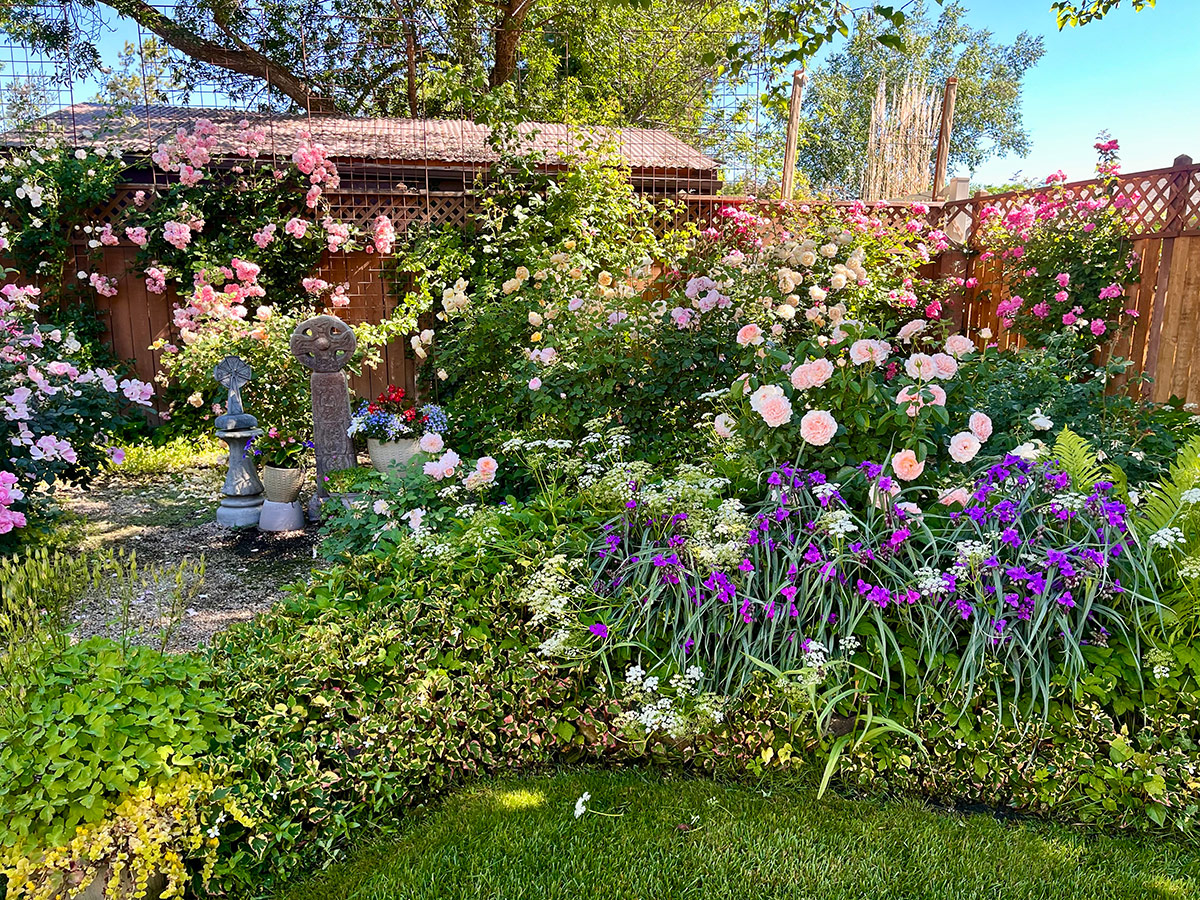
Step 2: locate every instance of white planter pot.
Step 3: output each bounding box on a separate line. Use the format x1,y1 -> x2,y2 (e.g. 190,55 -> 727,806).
367,437 -> 420,473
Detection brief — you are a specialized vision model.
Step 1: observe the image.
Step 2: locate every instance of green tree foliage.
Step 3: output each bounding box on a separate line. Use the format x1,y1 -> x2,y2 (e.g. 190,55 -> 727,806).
1051,0 -> 1157,27
795,2 -> 1044,196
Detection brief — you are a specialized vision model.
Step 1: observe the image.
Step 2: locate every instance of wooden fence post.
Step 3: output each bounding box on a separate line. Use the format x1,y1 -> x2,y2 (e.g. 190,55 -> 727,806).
1142,154 -> 1194,399
780,70 -> 808,201
932,77 -> 958,200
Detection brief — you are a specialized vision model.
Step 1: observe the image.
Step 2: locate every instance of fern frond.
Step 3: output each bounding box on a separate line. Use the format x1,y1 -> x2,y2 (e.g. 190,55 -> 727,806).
1052,427 -> 1103,491
1138,434 -> 1200,532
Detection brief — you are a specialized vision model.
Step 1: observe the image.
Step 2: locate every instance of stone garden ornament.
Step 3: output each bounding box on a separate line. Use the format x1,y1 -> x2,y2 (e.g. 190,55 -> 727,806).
213,355 -> 264,527
290,314 -> 357,511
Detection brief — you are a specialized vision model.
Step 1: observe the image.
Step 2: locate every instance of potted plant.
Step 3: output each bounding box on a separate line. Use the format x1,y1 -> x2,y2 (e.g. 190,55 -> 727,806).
247,428 -> 311,503
348,385 -> 448,473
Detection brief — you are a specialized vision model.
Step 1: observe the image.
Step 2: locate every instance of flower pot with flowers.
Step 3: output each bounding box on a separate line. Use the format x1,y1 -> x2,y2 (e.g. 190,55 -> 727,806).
247,428 -> 312,503
348,385 -> 449,473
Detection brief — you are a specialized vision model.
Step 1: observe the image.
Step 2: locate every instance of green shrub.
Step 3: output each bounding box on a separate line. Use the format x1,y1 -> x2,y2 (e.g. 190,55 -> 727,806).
0,639 -> 229,859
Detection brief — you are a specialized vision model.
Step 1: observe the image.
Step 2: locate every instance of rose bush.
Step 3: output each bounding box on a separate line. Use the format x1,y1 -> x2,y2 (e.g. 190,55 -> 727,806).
0,280 -> 153,546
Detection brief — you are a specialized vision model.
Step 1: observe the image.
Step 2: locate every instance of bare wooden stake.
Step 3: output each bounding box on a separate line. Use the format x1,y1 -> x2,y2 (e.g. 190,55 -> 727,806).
932,77 -> 959,199
780,69 -> 808,201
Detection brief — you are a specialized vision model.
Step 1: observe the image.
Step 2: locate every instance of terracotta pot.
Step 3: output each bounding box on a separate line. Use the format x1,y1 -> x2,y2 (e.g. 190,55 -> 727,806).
367,437 -> 420,473
262,465 -> 304,503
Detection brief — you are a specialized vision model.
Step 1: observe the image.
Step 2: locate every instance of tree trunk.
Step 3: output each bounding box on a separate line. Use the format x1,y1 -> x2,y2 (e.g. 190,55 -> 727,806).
106,0 -> 342,114
489,0 -> 532,88
405,21 -> 419,117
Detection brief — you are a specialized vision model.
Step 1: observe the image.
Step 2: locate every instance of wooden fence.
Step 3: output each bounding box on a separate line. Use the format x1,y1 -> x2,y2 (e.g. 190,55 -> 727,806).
931,154 -> 1200,403
68,155 -> 1200,407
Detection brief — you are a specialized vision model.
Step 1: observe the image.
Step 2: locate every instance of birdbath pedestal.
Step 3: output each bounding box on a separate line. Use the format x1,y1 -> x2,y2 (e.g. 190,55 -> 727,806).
213,356 -> 265,527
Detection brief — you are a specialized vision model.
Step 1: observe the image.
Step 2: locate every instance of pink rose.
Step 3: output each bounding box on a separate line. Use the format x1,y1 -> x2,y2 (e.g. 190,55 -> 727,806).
944,334 -> 974,359
790,358 -> 834,390
713,413 -> 735,438
891,449 -> 925,482
528,377 -> 542,391
798,409 -> 837,446
904,354 -> 937,381
476,456 -> 498,478
849,340 -> 875,365
1090,319 -> 1107,336
897,319 -> 926,343
750,385 -> 792,428
969,412 -> 993,442
948,431 -> 982,464
927,385 -> 947,406
419,432 -> 444,454
1056,273 -> 1070,288
939,487 -> 970,506
736,323 -> 764,347
931,353 -> 958,379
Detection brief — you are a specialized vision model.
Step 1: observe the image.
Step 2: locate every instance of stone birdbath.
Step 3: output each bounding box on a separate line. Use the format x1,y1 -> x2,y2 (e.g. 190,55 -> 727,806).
213,355 -> 265,527
290,314 -> 358,518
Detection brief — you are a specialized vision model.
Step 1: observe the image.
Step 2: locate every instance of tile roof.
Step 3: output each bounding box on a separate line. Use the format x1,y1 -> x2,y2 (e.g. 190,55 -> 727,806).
4,103 -> 719,172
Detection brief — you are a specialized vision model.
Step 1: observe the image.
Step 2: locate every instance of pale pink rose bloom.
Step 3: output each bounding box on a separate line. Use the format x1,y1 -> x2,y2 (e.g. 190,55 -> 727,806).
713,413 -> 735,438
736,323 -> 764,347
944,334 -> 975,358
939,487 -> 971,507
905,353 -> 937,381
969,412 -> 993,443
868,340 -> 890,366
896,501 -> 923,524
849,339 -> 875,365
891,449 -> 925,482
528,377 -> 542,391
751,385 -> 792,427
897,319 -> 927,342
948,431 -> 982,464
476,456 -> 498,477
805,357 -> 835,387
799,409 -> 838,446
419,432 -> 444,454
931,353 -> 958,379
928,385 -> 947,407
423,460 -> 444,480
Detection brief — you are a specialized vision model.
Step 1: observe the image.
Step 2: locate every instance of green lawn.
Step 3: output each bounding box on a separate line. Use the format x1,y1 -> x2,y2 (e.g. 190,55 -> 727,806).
282,770 -> 1200,900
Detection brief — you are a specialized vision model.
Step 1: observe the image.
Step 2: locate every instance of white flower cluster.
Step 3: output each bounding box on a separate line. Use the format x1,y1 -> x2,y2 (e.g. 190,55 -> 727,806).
803,640 -> 828,669
537,628 -> 572,658
519,554 -> 587,627
955,540 -> 991,566
913,566 -> 946,597
1052,492 -> 1088,511
614,664 -> 725,740
1180,487 -> 1200,505
690,498 -> 751,569
812,481 -> 841,502
818,509 -> 858,537
1149,526 -> 1187,549
1178,556 -> 1200,580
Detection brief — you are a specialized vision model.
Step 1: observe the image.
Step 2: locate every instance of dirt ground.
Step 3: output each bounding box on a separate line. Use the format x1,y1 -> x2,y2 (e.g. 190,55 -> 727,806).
59,465 -> 319,651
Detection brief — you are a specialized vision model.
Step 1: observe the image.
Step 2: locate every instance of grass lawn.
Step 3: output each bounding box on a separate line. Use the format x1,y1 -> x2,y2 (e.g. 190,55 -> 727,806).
282,769 -> 1200,900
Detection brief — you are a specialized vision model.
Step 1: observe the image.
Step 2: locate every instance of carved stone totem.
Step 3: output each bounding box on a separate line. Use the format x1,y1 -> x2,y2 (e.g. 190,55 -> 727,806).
213,356 -> 265,527
290,315 -> 357,508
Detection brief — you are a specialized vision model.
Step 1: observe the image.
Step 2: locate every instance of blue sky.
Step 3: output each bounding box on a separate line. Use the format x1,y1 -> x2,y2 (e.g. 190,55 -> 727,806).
928,0 -> 1200,185
50,0 -> 1200,187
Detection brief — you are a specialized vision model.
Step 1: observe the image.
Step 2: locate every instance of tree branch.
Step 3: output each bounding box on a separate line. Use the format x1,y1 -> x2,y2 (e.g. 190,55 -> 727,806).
103,0 -> 343,114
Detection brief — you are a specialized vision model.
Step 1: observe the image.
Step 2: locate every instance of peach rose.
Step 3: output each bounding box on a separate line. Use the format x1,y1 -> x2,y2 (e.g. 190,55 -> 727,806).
939,487 -> 971,507
737,323 -> 764,347
750,385 -> 793,427
931,352 -> 958,379
948,431 -> 981,464
891,449 -> 925,482
789,358 -> 834,391
945,334 -> 975,358
714,413 -> 735,438
969,412 -> 993,442
476,456 -> 498,477
799,409 -> 838,446
419,432 -> 445,454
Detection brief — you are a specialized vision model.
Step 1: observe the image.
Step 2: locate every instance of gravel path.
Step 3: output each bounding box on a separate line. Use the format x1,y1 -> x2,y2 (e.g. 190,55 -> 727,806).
59,466 -> 318,651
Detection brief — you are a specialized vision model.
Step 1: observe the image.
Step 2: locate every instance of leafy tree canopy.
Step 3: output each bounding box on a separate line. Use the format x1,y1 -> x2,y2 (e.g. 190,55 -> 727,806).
1051,0 -> 1157,28
794,2 -> 1044,197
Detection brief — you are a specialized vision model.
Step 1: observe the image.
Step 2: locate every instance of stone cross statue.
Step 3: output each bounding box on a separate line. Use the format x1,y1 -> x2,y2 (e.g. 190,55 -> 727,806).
290,315 -> 357,501
213,355 -> 264,527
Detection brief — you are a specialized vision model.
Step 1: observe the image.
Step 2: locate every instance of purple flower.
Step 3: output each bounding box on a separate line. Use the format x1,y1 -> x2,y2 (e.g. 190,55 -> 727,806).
589,622 -> 609,639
